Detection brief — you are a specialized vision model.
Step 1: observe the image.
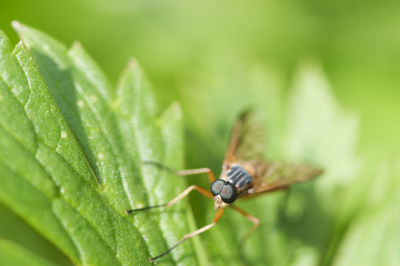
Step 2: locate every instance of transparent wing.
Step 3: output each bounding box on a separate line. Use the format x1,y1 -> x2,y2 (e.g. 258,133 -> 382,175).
249,161 -> 322,194
224,110 -> 265,164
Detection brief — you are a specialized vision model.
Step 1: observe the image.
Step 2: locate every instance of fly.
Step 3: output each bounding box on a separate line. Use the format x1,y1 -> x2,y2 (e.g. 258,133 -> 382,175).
125,110 -> 322,262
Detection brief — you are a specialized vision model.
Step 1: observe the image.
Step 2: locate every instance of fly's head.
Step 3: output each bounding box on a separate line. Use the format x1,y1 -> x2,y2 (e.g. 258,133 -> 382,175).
210,179 -> 237,210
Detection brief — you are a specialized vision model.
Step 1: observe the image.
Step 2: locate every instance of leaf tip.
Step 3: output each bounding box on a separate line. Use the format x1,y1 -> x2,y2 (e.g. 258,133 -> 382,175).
13,40 -> 28,55
71,41 -> 82,49
169,102 -> 182,114
15,40 -> 25,48
127,58 -> 140,70
11,20 -> 21,30
69,41 -> 83,55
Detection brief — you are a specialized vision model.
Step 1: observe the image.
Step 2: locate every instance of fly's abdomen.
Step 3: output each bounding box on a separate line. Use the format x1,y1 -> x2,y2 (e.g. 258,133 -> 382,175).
227,165 -> 253,191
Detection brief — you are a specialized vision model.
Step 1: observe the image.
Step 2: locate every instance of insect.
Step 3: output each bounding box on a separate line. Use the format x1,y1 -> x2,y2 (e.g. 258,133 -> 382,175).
126,111 -> 322,262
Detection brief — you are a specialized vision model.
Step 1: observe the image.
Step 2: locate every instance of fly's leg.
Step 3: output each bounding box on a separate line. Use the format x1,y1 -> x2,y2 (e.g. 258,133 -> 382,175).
230,205 -> 260,243
142,160 -> 216,183
149,208 -> 225,262
125,185 -> 213,214
127,162 -> 219,262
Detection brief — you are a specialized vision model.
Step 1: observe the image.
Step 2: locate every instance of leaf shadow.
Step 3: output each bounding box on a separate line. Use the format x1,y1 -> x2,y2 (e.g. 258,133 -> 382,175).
277,183 -> 333,257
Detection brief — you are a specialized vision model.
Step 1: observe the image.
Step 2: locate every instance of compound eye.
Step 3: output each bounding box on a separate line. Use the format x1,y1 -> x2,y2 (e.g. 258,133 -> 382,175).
210,180 -> 225,196
220,183 -> 237,203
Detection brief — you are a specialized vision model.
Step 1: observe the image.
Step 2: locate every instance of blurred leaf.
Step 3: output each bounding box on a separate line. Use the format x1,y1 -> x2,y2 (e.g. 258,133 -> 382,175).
0,23 -> 199,265
283,61 -> 361,265
179,59 -> 286,266
285,61 -> 360,191
1,18 -> 397,266
0,238 -> 53,266
333,162 -> 400,266
178,58 -> 362,266
234,61 -> 361,266
181,58 -> 284,168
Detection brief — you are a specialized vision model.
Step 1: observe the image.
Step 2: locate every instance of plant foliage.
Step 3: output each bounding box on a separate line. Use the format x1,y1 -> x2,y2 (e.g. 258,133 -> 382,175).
0,22 -> 398,266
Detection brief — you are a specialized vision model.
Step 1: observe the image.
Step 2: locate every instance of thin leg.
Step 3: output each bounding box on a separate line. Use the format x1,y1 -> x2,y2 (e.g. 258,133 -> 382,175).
230,205 -> 260,243
176,168 -> 216,183
143,160 -> 216,183
126,185 -> 213,214
150,208 -> 225,262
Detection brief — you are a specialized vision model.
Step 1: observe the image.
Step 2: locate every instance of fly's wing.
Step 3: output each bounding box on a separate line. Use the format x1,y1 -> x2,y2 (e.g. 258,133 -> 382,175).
224,110 -> 265,164
248,161 -> 322,194
224,110 -> 321,194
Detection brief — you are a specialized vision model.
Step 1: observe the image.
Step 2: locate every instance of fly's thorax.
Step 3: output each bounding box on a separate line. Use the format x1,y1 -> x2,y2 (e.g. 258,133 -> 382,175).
210,164 -> 254,205
226,164 -> 254,192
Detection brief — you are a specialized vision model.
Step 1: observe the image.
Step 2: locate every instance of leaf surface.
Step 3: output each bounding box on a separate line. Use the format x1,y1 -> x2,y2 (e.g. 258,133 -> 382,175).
0,23 -> 199,265
0,238 -> 54,266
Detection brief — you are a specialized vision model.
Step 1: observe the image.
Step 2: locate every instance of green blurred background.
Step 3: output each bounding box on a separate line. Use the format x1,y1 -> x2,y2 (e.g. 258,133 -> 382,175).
1,0 -> 400,265
2,0 -> 400,160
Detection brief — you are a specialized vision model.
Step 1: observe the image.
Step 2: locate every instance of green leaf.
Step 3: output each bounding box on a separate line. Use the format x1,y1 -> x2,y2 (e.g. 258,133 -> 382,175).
0,30 -> 80,263
283,61 -> 361,265
333,163 -> 400,266
0,22 -> 199,265
3,21 -> 390,266
178,58 -> 361,266
179,59 -> 287,266
285,61 -> 360,193
0,238 -> 54,266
